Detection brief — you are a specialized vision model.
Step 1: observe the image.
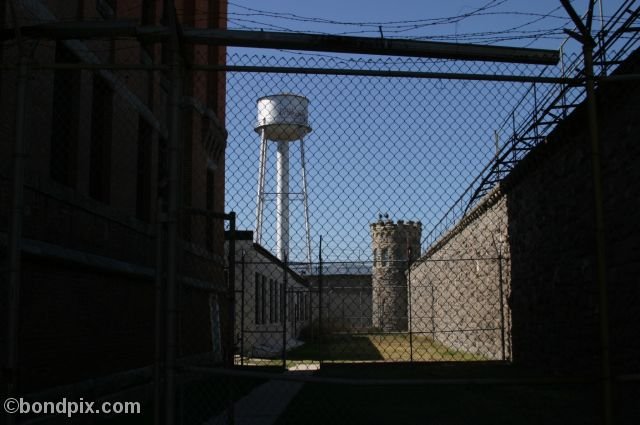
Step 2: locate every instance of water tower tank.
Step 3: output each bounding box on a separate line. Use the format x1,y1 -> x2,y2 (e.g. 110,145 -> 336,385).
255,94 -> 311,142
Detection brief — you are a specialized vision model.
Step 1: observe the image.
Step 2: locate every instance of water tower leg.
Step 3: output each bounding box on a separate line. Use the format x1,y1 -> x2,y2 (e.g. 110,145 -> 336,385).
276,141 -> 289,261
300,138 -> 312,272
255,131 -> 267,244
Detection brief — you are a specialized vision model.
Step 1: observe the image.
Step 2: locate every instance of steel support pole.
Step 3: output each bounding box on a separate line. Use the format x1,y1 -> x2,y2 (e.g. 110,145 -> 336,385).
318,236 -> 324,352
240,251 -> 246,366
255,131 -> 267,244
227,212 -> 237,367
226,213 -> 237,425
407,248 -> 413,363
300,138 -> 312,272
6,53 -> 28,423
584,42 -> 613,425
498,254 -> 506,361
164,1 -> 182,422
154,199 -> 166,425
282,255 -> 288,369
276,141 -> 290,261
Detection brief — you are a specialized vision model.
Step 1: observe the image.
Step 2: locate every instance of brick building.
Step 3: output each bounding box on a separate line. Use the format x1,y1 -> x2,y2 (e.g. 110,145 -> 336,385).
1,0 -> 228,397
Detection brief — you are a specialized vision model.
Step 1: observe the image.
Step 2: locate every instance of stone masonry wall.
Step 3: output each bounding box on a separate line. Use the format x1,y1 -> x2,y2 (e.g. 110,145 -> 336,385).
410,193 -> 511,360
371,219 -> 421,331
411,49 -> 640,372
308,274 -> 373,332
504,54 -> 640,373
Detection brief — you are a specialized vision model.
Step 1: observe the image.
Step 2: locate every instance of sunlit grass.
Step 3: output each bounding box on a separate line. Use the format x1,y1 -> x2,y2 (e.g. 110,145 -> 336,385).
287,333 -> 486,362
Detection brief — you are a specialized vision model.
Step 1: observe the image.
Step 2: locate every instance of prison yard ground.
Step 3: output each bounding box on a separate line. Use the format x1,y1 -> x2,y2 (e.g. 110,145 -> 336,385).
98,372 -> 271,425
233,335 -> 638,424
276,363 -> 639,425
287,333 -> 485,362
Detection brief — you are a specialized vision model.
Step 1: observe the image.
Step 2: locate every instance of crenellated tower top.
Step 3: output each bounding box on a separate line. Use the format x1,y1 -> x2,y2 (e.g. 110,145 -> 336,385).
370,215 -> 422,267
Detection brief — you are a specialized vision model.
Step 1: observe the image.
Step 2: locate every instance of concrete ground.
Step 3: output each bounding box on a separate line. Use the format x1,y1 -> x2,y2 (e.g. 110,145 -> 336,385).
205,366 -> 317,425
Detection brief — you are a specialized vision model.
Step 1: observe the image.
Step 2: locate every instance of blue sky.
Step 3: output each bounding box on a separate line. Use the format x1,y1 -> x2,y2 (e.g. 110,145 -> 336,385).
225,1 -> 616,50
223,1 -> 625,263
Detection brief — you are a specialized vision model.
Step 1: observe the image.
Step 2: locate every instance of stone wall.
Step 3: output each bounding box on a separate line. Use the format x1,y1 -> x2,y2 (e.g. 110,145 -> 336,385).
504,54 -> 640,373
410,193 -> 511,360
411,50 -> 640,372
307,274 -> 372,332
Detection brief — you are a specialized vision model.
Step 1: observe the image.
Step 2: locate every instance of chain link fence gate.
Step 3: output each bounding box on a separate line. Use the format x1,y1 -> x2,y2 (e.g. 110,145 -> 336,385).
2,1 -> 640,424
218,3 -> 640,423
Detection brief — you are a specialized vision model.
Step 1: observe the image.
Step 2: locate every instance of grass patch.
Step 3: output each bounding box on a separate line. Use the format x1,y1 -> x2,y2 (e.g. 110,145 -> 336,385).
287,333 -> 485,363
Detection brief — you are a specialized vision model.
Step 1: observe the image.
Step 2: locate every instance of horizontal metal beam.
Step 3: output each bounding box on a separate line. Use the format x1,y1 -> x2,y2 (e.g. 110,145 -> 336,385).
0,62 -> 579,84
195,65 -> 578,83
187,29 -> 560,65
2,21 -> 560,64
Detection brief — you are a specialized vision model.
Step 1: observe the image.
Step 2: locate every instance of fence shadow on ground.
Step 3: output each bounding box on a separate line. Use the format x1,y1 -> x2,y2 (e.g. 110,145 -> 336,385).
289,335 -> 384,361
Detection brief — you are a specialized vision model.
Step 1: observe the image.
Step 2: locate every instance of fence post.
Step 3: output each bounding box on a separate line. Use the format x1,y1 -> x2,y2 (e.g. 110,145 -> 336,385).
154,199 -> 166,425
282,254 -> 288,369
227,212 -> 237,366
227,212 -> 236,425
164,0 -> 183,422
583,40 -> 613,425
318,236 -> 324,362
6,49 -> 28,424
407,247 -> 413,363
498,253 -> 506,361
240,250 -> 246,366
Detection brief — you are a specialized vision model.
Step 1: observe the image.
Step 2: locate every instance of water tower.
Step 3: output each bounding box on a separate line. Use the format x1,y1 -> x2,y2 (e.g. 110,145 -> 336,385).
254,94 -> 312,263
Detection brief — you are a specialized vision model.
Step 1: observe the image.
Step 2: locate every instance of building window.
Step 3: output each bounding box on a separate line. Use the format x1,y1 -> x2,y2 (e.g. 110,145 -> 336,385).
157,137 -> 168,212
50,44 -> 79,187
278,282 -> 283,323
136,117 -> 152,221
275,282 -> 280,323
269,279 -> 275,324
304,294 -> 309,320
261,275 -> 267,325
254,273 -> 261,325
205,167 -> 215,251
381,248 -> 388,267
299,293 -> 303,321
181,134 -> 193,243
289,292 -> 294,324
89,74 -> 113,203
97,0 -> 116,19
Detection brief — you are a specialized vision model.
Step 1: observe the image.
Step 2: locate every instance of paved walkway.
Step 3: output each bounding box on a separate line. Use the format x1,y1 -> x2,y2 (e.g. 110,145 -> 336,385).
206,367 -> 316,425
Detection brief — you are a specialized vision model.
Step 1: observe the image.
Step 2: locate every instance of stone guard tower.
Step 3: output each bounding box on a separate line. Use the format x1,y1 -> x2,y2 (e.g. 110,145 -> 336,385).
370,217 -> 422,331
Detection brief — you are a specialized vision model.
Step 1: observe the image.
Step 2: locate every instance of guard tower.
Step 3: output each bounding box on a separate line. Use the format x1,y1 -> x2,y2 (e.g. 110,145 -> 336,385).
254,94 -> 312,263
370,216 -> 422,331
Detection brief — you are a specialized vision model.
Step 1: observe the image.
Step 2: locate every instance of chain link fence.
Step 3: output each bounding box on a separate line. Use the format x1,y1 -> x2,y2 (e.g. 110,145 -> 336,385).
2,1 -> 640,424
221,50 -> 573,368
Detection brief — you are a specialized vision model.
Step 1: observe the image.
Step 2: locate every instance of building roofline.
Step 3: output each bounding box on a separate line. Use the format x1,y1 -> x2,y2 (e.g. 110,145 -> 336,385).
224,230 -> 307,286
